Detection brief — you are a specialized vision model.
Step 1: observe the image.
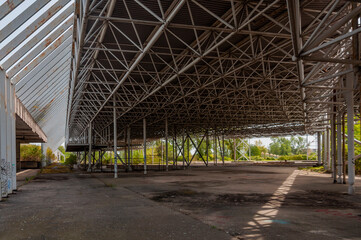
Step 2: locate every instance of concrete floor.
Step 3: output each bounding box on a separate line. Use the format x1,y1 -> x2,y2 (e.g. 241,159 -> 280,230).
1,165 -> 360,240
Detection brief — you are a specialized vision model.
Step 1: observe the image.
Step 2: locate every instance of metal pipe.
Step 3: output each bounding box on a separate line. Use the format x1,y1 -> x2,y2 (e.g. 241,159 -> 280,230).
331,108 -> 336,183
113,95 -> 118,178
143,118 -> 147,175
214,131 -> 217,166
127,127 -> 131,172
165,118 -> 168,171
346,72 -> 355,194
222,133 -> 225,165
342,112 -> 346,184
206,131 -> 209,166
87,123 -> 92,172
182,129 -> 185,169
337,112 -> 342,183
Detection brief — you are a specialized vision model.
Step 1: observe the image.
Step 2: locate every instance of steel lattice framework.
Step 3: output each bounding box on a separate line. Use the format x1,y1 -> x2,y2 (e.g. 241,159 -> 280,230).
66,0 -> 361,146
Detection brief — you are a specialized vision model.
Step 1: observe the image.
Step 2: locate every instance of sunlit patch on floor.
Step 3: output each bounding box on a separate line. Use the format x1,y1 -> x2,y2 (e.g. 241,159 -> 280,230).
239,170 -> 299,239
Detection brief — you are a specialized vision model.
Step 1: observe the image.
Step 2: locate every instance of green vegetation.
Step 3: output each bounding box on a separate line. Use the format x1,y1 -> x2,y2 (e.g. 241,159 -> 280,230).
20,144 -> 43,162
299,166 -> 327,173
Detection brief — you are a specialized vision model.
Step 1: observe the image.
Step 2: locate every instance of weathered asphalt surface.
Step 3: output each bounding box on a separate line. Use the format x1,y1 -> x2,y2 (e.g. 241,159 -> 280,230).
1,165 -> 361,240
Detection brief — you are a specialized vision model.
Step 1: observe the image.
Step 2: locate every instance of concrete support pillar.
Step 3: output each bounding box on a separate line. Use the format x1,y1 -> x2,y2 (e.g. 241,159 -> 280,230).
10,83 -> 16,191
5,79 -> 12,194
317,132 -> 322,165
165,118 -> 168,171
346,72 -> 355,194
0,70 -> 6,199
113,96 -> 118,178
143,118 -> 147,175
87,123 -> 92,172
337,112 -> 342,183
127,127 -> 132,172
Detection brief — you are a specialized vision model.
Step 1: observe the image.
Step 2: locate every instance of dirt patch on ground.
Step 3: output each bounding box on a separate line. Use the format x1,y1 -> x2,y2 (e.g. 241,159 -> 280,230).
150,189 -> 361,209
35,175 -> 69,181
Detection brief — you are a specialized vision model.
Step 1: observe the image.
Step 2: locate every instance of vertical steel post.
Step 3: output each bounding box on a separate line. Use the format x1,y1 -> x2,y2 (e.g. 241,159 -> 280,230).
127,127 -> 131,172
161,140 -> 163,170
306,134 -> 309,161
182,129 -> 185,169
174,128 -> 177,167
342,113 -> 346,184
113,95 -> 118,178
173,134 -> 176,166
317,132 -> 322,166
326,127 -> 330,170
323,130 -> 327,168
206,131 -> 209,166
124,127 -> 127,169
331,112 -> 336,181
87,123 -> 92,172
143,118 -> 147,175
214,132 -> 217,165
346,72 -> 355,194
187,131 -> 190,166
222,133 -> 225,165
337,112 -> 342,183
165,118 -> 168,171
234,138 -> 236,162
249,139 -> 251,161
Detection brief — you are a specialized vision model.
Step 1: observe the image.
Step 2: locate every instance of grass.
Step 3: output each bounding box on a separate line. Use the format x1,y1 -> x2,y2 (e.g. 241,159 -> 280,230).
25,176 -> 36,182
104,183 -> 115,188
41,163 -> 72,173
298,166 -> 328,173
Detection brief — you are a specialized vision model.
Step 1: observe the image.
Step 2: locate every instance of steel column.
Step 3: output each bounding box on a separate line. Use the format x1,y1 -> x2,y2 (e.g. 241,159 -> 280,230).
143,118 -> 147,175
346,72 -> 355,194
317,132 -> 321,165
113,95 -> 118,178
87,123 -> 92,172
127,127 -> 131,172
222,134 -> 225,165
337,112 -> 342,183
182,129 -> 185,169
165,118 -> 168,171
214,132 -> 217,166
323,130 -> 327,169
331,112 -> 336,182
206,131 -> 209,166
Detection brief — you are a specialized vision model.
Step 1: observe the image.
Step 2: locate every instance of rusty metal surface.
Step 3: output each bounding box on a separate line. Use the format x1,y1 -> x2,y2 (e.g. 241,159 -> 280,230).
0,0 -> 74,150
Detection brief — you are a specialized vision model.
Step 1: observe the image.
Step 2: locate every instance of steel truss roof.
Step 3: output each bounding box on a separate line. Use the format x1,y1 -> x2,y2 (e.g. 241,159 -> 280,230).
67,0 -> 361,145
0,0 -> 74,150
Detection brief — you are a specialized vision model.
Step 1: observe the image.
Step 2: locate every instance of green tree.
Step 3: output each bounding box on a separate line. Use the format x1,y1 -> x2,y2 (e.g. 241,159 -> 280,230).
290,136 -> 308,155
249,144 -> 261,156
269,137 -> 292,155
20,144 -> 43,162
